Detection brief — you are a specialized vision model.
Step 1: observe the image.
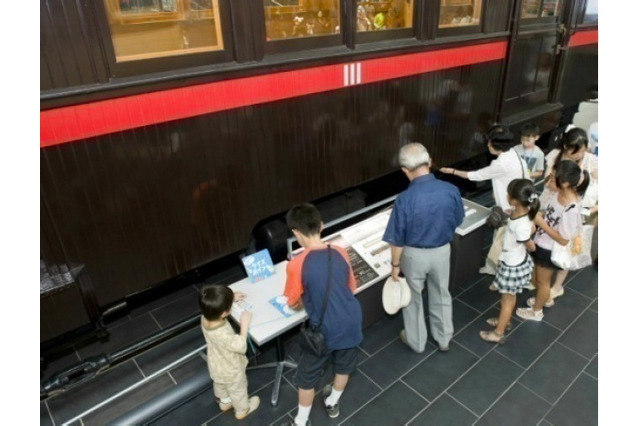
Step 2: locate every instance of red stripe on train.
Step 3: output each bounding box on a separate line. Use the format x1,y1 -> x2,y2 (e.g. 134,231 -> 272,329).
40,41 -> 507,148
568,29 -> 597,47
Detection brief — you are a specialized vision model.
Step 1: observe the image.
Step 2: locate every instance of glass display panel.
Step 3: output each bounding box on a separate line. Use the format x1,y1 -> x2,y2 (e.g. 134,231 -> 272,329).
583,0 -> 597,24
439,0 -> 482,28
103,0 -> 224,62
521,0 -> 560,18
264,0 -> 340,41
355,1 -> 414,33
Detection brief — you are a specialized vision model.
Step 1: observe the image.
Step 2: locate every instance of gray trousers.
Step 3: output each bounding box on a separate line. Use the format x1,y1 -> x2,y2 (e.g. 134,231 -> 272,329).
400,244 -> 454,352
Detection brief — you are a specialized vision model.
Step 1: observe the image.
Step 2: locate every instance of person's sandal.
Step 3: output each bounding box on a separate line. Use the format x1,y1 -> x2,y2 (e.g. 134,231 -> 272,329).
486,317 -> 513,330
479,330 -> 506,344
516,307 -> 543,321
527,296 -> 554,308
488,283 -> 498,292
550,286 -> 565,299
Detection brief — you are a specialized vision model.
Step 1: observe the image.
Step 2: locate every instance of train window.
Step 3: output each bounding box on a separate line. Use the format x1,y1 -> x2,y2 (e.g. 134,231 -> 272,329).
263,0 -> 341,41
521,0 -> 561,19
582,0 -> 597,24
103,0 -> 224,62
355,1 -> 414,33
438,0 -> 482,29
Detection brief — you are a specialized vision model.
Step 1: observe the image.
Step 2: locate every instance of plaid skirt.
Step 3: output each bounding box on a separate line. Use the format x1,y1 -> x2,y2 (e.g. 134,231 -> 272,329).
493,254 -> 534,294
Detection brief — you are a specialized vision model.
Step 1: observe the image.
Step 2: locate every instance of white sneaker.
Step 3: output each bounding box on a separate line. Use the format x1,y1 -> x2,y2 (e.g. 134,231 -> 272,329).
479,266 -> 497,275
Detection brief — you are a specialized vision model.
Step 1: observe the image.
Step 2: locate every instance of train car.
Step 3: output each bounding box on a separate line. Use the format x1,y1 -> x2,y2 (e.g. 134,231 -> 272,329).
40,0 -> 597,348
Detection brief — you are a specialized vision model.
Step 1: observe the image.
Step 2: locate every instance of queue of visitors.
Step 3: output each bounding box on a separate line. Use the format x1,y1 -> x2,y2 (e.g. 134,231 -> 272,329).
198,122 -> 597,423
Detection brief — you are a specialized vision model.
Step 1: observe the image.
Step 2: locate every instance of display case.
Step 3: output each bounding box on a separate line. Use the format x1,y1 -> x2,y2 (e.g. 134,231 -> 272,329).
263,0 -> 340,41
521,0 -> 561,19
438,0 -> 482,28
103,0 -> 224,62
355,0 -> 414,32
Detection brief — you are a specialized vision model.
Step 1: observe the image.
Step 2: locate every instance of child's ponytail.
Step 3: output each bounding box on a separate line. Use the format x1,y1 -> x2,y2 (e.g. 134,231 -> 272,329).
576,170 -> 590,198
506,178 -> 540,220
526,193 -> 541,221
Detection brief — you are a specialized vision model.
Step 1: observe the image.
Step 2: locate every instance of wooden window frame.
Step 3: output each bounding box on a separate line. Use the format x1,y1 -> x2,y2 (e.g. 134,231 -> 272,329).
435,0 -> 485,38
97,0 -> 235,78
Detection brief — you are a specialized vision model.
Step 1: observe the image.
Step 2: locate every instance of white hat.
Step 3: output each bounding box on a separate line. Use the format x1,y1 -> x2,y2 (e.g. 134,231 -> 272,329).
382,276 -> 411,315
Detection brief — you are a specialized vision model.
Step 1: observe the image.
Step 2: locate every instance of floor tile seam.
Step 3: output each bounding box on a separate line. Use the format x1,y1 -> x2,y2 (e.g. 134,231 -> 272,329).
132,358 -> 146,378
537,364 -> 594,420
453,297 -> 484,316
516,381 -> 556,405
166,371 -> 178,386
457,275 -> 492,295
448,298 -> 500,338
412,344 -> 497,411
357,344 -> 372,358
249,379 -> 277,397
340,366 -> 403,424
149,311 -> 164,331
355,366 -> 384,391
554,341 -> 593,361
44,400 -> 56,426
445,390 -> 483,418
581,371 -> 598,381
473,305 -> 597,421
399,378 -> 431,403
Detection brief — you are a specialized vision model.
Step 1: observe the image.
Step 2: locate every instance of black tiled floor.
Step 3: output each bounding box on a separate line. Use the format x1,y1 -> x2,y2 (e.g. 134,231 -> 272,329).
401,342 -> 479,402
448,351 -> 524,416
40,195 -> 598,425
545,373 -> 598,426
475,382 -> 551,426
557,309 -> 599,359
408,393 -> 478,425
343,381 -> 427,425
518,343 -> 590,404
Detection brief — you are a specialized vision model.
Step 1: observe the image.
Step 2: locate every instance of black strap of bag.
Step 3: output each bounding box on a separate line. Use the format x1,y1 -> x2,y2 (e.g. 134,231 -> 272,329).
517,149 -> 525,179
314,245 -> 333,329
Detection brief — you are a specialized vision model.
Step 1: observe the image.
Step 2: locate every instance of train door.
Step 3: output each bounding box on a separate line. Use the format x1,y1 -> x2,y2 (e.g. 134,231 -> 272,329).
499,0 -> 573,123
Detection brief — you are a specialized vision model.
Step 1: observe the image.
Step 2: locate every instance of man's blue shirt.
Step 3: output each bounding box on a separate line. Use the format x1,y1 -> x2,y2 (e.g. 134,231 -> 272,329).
382,174 -> 465,248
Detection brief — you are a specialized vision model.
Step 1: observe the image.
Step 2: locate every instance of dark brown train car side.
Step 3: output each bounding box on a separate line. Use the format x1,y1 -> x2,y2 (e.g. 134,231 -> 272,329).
40,0 -> 597,344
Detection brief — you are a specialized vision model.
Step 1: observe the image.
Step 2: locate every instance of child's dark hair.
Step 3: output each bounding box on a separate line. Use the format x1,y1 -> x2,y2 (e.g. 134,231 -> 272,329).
521,122 -> 540,138
555,160 -> 590,198
553,127 -> 588,170
485,124 -> 514,152
507,178 -> 540,220
199,284 -> 234,321
286,203 -> 322,236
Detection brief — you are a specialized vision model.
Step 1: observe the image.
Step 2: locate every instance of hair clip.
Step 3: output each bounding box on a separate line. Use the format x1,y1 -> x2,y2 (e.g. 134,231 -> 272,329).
528,193 -> 538,203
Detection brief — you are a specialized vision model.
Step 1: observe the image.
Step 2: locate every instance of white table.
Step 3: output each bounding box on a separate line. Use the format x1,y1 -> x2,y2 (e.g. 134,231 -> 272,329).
228,198 -> 489,405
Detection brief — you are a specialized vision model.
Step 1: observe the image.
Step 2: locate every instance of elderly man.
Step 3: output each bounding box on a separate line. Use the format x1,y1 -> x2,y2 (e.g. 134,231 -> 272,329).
383,143 -> 464,353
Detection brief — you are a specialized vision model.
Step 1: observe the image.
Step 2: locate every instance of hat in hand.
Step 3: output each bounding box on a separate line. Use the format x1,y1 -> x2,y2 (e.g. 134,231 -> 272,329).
382,276 -> 411,315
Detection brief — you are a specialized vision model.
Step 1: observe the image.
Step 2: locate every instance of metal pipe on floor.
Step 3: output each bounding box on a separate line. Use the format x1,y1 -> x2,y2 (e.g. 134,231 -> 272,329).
61,344 -> 207,426
41,314 -> 201,399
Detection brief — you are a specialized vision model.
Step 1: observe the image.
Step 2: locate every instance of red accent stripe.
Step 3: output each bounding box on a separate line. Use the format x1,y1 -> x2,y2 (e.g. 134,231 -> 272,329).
40,41 -> 507,148
568,29 -> 598,47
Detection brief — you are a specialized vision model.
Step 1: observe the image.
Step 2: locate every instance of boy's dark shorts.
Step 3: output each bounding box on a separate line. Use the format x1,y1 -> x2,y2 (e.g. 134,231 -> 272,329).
294,346 -> 359,390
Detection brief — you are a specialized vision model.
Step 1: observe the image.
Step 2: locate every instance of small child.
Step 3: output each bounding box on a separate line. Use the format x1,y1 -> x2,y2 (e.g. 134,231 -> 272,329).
514,122 -> 545,180
517,160 -> 590,321
480,179 -> 539,344
199,285 -> 259,420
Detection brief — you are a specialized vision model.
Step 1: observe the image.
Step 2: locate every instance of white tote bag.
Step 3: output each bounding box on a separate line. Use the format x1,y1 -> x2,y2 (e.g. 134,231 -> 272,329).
551,224 -> 594,270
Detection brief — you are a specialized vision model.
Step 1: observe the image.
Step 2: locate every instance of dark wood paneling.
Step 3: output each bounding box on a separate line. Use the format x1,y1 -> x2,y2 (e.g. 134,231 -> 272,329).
40,61 -> 502,307
40,0 -> 109,91
556,44 -> 597,107
484,0 -> 512,34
